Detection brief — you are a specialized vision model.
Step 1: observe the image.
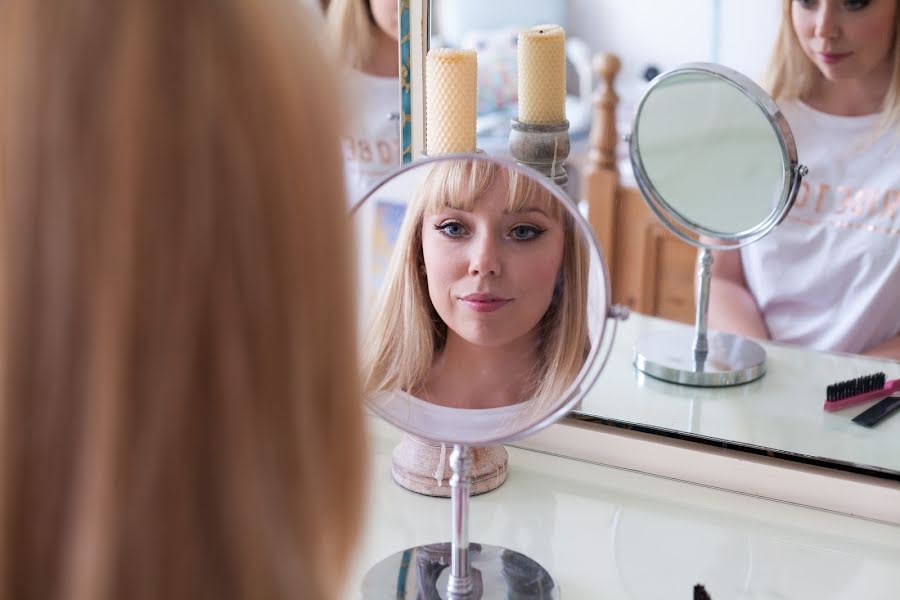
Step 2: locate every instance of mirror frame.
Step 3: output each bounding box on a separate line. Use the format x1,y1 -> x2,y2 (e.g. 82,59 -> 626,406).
351,153 -> 619,445
629,62 -> 806,251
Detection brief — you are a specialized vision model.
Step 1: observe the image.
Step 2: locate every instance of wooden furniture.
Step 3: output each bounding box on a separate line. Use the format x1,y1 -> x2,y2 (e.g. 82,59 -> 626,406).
582,53 -> 696,324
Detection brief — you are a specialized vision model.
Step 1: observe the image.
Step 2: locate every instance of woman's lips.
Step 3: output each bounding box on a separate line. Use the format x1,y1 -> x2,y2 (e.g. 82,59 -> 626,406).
818,51 -> 852,65
459,293 -> 512,313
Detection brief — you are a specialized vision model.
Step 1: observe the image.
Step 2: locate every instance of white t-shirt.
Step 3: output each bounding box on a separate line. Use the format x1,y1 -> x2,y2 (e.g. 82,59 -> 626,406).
367,390 -> 535,445
340,69 -> 401,206
741,100 -> 900,354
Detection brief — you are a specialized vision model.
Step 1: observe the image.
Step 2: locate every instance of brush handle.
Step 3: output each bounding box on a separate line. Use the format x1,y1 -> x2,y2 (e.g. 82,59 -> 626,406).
823,378 -> 900,412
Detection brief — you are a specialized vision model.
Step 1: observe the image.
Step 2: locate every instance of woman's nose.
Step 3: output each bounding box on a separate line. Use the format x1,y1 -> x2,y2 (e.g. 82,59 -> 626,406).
815,4 -> 841,40
468,234 -> 502,277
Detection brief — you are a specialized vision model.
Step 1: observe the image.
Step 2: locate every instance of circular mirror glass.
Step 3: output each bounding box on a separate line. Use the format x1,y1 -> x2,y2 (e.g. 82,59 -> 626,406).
353,154 -> 613,445
630,64 -> 802,248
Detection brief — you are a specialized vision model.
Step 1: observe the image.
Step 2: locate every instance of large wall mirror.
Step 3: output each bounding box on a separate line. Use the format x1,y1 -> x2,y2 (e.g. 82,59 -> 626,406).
399,0 -> 900,483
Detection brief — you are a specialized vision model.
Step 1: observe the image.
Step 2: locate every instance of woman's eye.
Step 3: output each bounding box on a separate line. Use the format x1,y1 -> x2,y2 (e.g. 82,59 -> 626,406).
435,221 -> 468,238
509,224 -> 545,241
844,0 -> 870,10
794,0 -> 817,8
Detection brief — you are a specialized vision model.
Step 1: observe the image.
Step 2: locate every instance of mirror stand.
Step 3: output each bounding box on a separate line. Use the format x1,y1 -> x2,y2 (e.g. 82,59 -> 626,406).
361,443 -> 558,599
392,435 -> 508,497
634,248 -> 766,387
447,445 -> 474,597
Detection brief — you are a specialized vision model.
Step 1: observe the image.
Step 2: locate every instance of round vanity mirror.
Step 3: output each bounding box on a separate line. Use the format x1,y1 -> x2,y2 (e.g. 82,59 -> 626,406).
353,154 -> 622,599
629,63 -> 807,387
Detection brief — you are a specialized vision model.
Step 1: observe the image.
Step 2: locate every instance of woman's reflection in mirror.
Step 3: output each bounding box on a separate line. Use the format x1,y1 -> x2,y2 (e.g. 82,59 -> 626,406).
363,159 -> 590,411
710,0 -> 900,360
327,0 -> 402,204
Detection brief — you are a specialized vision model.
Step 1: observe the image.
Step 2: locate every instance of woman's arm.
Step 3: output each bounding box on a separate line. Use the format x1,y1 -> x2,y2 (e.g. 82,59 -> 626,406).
708,249 -> 771,340
863,334 -> 900,361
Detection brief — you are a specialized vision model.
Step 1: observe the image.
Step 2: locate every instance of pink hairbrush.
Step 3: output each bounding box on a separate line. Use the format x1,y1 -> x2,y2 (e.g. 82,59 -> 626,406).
824,372 -> 900,412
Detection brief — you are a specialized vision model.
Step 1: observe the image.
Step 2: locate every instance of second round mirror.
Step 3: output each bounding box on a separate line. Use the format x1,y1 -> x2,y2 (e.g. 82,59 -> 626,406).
629,63 -> 807,386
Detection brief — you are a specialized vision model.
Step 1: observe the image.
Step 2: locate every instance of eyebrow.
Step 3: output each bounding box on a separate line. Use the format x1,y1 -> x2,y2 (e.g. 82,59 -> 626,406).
437,206 -> 551,217
504,207 -> 550,217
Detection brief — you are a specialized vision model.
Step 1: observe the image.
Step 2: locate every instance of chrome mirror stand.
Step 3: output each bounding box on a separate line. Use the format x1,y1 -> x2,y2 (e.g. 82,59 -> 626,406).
361,442 -> 558,599
634,248 -> 767,387
448,445 -> 474,597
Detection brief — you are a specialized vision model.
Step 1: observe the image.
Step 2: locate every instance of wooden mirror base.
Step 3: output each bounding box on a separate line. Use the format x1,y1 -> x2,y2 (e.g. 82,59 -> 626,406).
391,433 -> 508,497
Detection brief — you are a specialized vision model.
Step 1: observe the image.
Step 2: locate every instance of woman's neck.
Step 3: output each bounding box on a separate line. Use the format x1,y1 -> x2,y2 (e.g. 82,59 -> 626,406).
421,332 -> 541,409
360,28 -> 398,78
804,61 -> 892,117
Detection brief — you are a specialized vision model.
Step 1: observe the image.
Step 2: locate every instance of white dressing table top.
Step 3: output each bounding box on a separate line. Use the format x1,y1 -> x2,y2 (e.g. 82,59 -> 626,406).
576,314 -> 900,474
349,417 -> 900,599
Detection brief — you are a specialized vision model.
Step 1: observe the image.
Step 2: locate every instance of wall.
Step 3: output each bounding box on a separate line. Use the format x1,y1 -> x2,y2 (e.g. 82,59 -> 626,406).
566,0 -> 782,84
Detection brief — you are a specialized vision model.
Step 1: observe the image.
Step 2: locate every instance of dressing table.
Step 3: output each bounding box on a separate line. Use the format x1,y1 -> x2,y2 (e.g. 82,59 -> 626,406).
574,313 -> 900,477
351,416 -> 900,599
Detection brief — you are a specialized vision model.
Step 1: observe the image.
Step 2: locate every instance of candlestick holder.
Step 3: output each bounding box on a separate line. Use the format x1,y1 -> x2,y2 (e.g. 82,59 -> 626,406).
508,119 -> 571,191
419,148 -> 486,160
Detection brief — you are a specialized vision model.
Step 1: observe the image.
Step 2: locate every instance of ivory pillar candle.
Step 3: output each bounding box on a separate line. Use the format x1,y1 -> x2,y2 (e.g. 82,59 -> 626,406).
517,24 -> 567,124
425,48 -> 477,155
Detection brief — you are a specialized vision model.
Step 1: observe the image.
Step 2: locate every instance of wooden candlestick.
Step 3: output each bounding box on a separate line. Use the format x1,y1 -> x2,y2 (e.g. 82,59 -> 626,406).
508,119 -> 571,189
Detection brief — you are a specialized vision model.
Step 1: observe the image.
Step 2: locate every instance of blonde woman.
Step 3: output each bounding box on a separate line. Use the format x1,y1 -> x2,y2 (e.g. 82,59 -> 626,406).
710,0 -> 900,360
0,1 -> 364,599
363,159 -> 590,428
327,0 -> 402,203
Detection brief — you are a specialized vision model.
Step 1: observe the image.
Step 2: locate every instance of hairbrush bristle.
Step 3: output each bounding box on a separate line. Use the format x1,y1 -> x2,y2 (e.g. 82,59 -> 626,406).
694,583 -> 712,600
826,372 -> 886,402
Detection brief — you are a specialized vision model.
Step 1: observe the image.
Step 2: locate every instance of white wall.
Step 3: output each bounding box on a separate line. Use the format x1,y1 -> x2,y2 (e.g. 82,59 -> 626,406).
566,0 -> 782,84
719,0 -> 782,79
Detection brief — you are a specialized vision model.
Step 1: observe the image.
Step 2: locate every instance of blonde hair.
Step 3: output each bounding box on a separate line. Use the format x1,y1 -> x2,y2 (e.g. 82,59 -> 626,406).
0,1 -> 364,600
362,159 -> 590,412
763,0 -> 900,130
327,0 -> 378,70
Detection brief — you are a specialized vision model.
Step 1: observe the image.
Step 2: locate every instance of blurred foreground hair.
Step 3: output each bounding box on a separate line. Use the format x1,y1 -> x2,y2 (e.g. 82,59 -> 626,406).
0,1 -> 364,599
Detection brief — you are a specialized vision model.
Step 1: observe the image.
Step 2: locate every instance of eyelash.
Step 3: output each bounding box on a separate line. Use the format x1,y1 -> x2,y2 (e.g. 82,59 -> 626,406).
433,221 -> 547,242
794,0 -> 871,10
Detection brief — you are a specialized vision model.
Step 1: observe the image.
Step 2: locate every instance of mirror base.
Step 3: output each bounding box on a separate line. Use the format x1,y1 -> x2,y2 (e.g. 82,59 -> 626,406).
392,435 -> 508,497
634,330 -> 766,387
361,543 -> 558,599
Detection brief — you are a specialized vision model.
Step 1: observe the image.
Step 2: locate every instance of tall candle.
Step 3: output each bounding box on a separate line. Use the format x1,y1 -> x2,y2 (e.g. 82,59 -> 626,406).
426,48 -> 477,155
517,24 -> 566,124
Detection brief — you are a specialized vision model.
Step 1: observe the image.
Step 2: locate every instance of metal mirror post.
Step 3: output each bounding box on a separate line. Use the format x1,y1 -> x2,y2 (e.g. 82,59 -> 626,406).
628,63 -> 808,387
355,155 -> 622,598
448,445 -> 472,597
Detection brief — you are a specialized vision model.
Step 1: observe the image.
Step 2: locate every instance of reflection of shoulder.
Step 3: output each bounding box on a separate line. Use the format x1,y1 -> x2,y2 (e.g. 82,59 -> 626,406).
400,391 -> 529,415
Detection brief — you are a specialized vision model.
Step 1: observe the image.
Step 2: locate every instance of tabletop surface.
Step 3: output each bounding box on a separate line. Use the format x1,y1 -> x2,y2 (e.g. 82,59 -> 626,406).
348,417 -> 900,600
575,313 -> 900,475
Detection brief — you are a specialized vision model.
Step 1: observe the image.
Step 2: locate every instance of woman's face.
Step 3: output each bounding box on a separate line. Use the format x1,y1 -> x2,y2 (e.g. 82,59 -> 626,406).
421,179 -> 565,349
791,0 -> 897,83
369,0 -> 399,41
